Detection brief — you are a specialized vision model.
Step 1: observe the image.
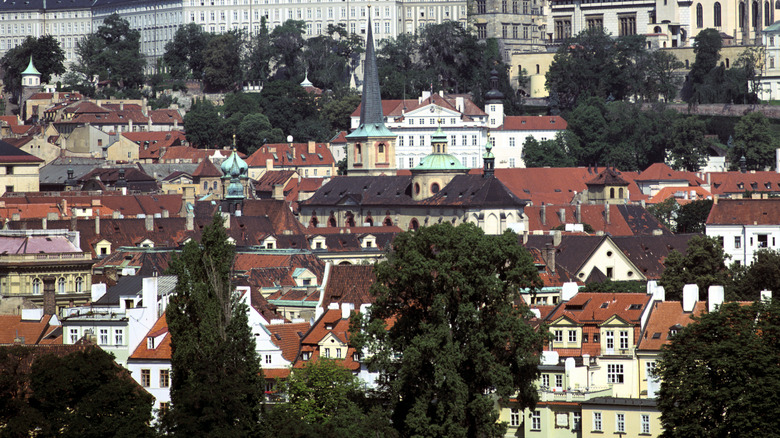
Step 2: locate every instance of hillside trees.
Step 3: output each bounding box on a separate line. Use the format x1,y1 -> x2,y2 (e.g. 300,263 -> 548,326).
659,235 -> 731,301
0,35 -> 65,97
164,23 -> 213,80
165,214 -> 263,436
353,223 -> 547,437
727,111 -> 780,170
74,14 -> 145,90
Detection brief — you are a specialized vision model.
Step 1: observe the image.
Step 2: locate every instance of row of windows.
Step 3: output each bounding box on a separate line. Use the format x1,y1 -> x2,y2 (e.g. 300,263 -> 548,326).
31,277 -> 85,294
140,368 -> 170,388
696,0 -> 773,29
593,412 -> 651,434
69,327 -> 123,345
397,155 -> 479,168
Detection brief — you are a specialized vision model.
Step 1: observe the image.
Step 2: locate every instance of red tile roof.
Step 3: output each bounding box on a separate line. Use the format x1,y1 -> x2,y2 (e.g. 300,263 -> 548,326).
648,186 -> 712,205
499,115 -> 567,131
0,314 -> 60,345
524,204 -> 669,236
192,158 -> 222,177
706,198 -> 780,225
296,308 -> 361,370
637,301 -> 706,351
546,292 -> 651,325
245,143 -> 335,168
266,322 -> 311,362
123,131 -> 186,161
351,94 -> 487,119
637,163 -> 705,185
0,116 -> 19,126
129,313 -> 170,360
708,171 -> 780,195
321,265 -> 376,309
149,109 -> 183,124
9,125 -> 34,135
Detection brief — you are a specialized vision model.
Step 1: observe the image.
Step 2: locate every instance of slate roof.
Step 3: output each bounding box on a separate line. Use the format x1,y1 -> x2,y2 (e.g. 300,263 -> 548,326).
637,300 -> 706,351
706,198 -> 780,225
525,247 -> 582,288
129,314 -> 171,360
525,235 -> 606,276
321,265 -> 376,309
77,167 -> 159,192
612,234 -> 696,280
136,163 -> 200,182
0,140 -> 44,163
38,157 -> 106,187
420,174 -> 527,207
94,275 -> 177,306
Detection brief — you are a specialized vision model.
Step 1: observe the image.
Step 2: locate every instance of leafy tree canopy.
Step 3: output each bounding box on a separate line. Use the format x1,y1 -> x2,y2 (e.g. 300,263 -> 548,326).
581,279 -> 647,293
730,249 -> 780,301
668,116 -> 710,171
74,14 -> 146,90
647,197 -> 679,231
203,31 -> 243,92
164,23 -> 213,80
353,223 -> 547,438
164,213 -> 263,436
522,133 -> 579,167
674,199 -> 712,234
0,35 -> 65,94
727,111 -> 779,171
659,235 -> 731,301
183,98 -> 225,148
658,299 -> 780,437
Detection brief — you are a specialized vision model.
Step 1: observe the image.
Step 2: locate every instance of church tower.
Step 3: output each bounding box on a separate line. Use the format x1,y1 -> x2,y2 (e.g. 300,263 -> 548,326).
21,56 -> 42,122
346,9 -> 397,176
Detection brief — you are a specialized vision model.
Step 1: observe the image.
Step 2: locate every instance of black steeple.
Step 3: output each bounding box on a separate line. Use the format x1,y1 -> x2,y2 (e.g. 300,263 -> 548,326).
358,10 -> 384,127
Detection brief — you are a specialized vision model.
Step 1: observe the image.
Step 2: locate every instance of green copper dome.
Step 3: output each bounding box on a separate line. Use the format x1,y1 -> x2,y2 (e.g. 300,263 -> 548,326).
415,153 -> 467,171
431,125 -> 447,145
22,56 -> 40,76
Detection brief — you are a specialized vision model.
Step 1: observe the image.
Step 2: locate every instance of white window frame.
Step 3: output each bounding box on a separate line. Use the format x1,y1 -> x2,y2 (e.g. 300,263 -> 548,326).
607,363 -> 624,384
593,412 -> 602,431
616,413 -> 625,432
510,408 -> 520,427
619,330 -> 629,349
530,410 -> 541,430
641,414 -> 650,434
568,330 -> 577,343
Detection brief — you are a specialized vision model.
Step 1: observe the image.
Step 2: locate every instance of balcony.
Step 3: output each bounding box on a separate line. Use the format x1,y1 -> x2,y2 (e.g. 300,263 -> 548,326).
538,385 -> 613,402
0,252 -> 92,264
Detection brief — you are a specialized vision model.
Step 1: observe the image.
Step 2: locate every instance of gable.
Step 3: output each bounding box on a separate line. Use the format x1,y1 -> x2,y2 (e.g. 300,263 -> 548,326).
405,104 -> 462,118
599,314 -> 633,327
550,314 -> 582,327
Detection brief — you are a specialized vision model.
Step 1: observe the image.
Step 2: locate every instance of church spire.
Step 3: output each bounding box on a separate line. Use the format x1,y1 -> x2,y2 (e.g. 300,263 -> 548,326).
357,8 -> 384,128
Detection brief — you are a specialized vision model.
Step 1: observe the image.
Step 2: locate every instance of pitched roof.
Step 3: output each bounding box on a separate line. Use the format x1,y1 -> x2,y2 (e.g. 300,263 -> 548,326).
0,140 -> 44,163
546,292 -> 651,324
192,158 -> 223,177
612,234 -> 696,279
0,314 -> 60,345
499,115 -> 568,131
296,308 -> 360,370
647,186 -> 712,205
245,143 -> 335,168
266,322 -> 311,362
525,235 -> 605,275
129,314 -> 171,360
321,265 -> 376,309
637,300 -> 706,350
706,198 -> 780,225
708,171 -> 780,195
148,109 -> 183,124
524,204 -> 670,236
637,163 -> 705,185
586,167 -> 630,186
122,131 -> 185,161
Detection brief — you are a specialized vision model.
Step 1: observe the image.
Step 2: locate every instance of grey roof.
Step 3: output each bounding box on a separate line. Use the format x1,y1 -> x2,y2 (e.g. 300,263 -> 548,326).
39,157 -> 106,186
94,275 -> 177,306
0,0 -> 94,11
136,163 -> 200,182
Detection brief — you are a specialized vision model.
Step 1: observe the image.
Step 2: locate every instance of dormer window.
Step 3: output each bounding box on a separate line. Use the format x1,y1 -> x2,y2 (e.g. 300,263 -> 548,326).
302,352 -> 311,361
147,337 -> 155,349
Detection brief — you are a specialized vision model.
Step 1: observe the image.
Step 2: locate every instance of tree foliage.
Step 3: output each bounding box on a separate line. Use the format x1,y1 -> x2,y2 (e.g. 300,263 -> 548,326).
164,23 -> 213,80
353,223 -> 547,438
674,199 -> 712,234
521,133 -> 578,167
647,197 -> 679,231
727,111 -> 779,170
183,99 -> 225,148
0,35 -> 65,95
730,249 -> 780,301
203,31 -> 243,92
659,235 -> 730,301
165,214 -> 263,437
658,299 -> 780,437
0,346 -> 155,437
302,24 -> 363,92
237,113 -> 285,154
668,116 -> 710,171
281,358 -> 364,425
74,14 -> 146,90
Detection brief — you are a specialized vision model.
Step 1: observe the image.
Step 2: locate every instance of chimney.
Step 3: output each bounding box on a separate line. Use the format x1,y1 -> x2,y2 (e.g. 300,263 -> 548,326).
558,208 -> 566,223
145,215 -> 153,231
162,209 -> 169,218
341,302 -> 354,319
42,218 -> 47,229
576,203 -> 582,223
543,243 -> 556,273
266,158 -> 273,172
120,102 -> 124,111
604,203 -> 611,224
308,140 -> 316,154
272,184 -> 284,200
95,214 -> 100,234
541,204 -> 546,226
43,279 -> 55,315
682,284 -> 699,312
561,282 -> 578,301
708,285 -> 724,312
186,212 -> 194,231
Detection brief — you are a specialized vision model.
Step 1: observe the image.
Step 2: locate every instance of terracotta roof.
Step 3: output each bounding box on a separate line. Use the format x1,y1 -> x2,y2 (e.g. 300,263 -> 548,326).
296,308 -> 361,370
0,314 -> 60,345
524,204 -> 670,236
525,247 -> 583,287
586,167 -> 629,186
708,171 -> 780,195
647,186 -> 712,205
122,131 -> 185,161
330,131 -> 348,144
637,301 -> 706,351
351,94 -> 487,119
321,265 -> 376,309
499,115 -> 568,131
267,322 -> 311,362
149,109 -> 183,124
129,313 -> 170,360
546,292 -> 650,325
9,125 -> 35,135
234,253 -> 325,281
254,170 -> 296,192
245,143 -> 335,168
0,116 -> 19,126
637,163 -> 705,185
192,158 -> 222,177
706,199 -> 780,225
66,101 -> 110,114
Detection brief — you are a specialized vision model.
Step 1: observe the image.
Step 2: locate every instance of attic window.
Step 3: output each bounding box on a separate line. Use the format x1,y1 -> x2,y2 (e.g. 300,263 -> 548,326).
521,120 -> 526,124
550,119 -> 556,123
628,304 -> 642,310
317,154 -> 323,160
325,323 -> 334,329
301,155 -> 306,161
565,304 -> 584,311
600,302 -> 609,308
652,333 -> 661,339
274,333 -> 281,340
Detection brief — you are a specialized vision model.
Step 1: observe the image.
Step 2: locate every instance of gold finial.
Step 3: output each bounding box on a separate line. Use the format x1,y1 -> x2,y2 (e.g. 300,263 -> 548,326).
232,133 -> 236,150
437,118 -> 442,125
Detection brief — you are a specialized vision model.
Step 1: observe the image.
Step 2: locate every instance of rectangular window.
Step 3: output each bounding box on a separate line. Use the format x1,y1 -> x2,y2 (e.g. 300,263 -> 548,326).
542,374 -> 549,387
99,329 -> 108,345
419,135 -> 425,146
619,330 -> 629,349
568,330 -> 577,343
69,328 -> 78,343
735,236 -> 742,249
616,413 -> 625,432
324,348 -> 330,358
477,0 -> 486,13
472,135 -> 478,146
530,410 -> 541,430
399,137 -> 404,147
409,136 -> 414,146
160,369 -> 170,387
641,414 -> 650,434
409,157 -> 414,168
593,412 -> 602,431
265,354 -> 272,364
502,23 -> 508,38
476,23 -> 486,39
555,374 -> 562,388
586,15 -> 603,29
619,14 -> 637,36
336,348 -> 342,358
509,158 -> 516,168
160,402 -> 170,415
605,330 -> 614,351
758,234 -> 768,247
141,369 -> 151,387
512,24 -> 519,39
554,330 -> 563,342
509,137 -> 516,147
554,18 -> 571,40
114,329 -> 123,345
573,412 -> 582,431
510,409 -> 520,427
646,361 -> 657,379
607,364 -> 624,383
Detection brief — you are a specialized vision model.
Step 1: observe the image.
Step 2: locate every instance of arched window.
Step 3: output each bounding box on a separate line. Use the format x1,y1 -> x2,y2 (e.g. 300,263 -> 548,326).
409,218 -> 419,231
378,144 -> 384,153
345,212 -> 355,227
610,188 -> 615,198
32,278 -> 40,294
383,216 -> 393,226
213,181 -> 218,190
765,2 -> 770,25
414,182 -> 421,195
619,188 -> 624,198
354,143 -> 362,162
753,0 -> 759,27
654,25 -> 662,33
310,212 -> 319,228
740,2 -> 746,27
203,181 -> 208,190
696,3 -> 703,27
57,277 -> 66,294
75,277 -> 83,293
714,2 -> 722,26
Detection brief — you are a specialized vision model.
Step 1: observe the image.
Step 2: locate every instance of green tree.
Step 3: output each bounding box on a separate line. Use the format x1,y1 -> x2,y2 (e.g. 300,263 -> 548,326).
203,31 -> 243,92
376,33 -> 436,100
659,235 -> 730,301
303,24 -> 363,92
164,23 -> 213,80
236,113 -> 285,154
674,199 -> 712,234
183,99 -> 225,148
0,35 -> 65,96
647,197 -> 680,231
730,249 -> 780,301
271,20 -> 306,80
282,358 -> 364,425
522,133 -> 578,167
165,214 -> 263,436
581,279 -> 647,293
728,111 -> 779,170
668,116 -> 709,171
257,80 -> 320,138
353,223 -> 548,438
643,50 -> 685,102
0,347 -> 155,437
658,299 -> 780,438
322,91 -> 361,133
74,14 -> 146,90
245,18 -> 272,83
